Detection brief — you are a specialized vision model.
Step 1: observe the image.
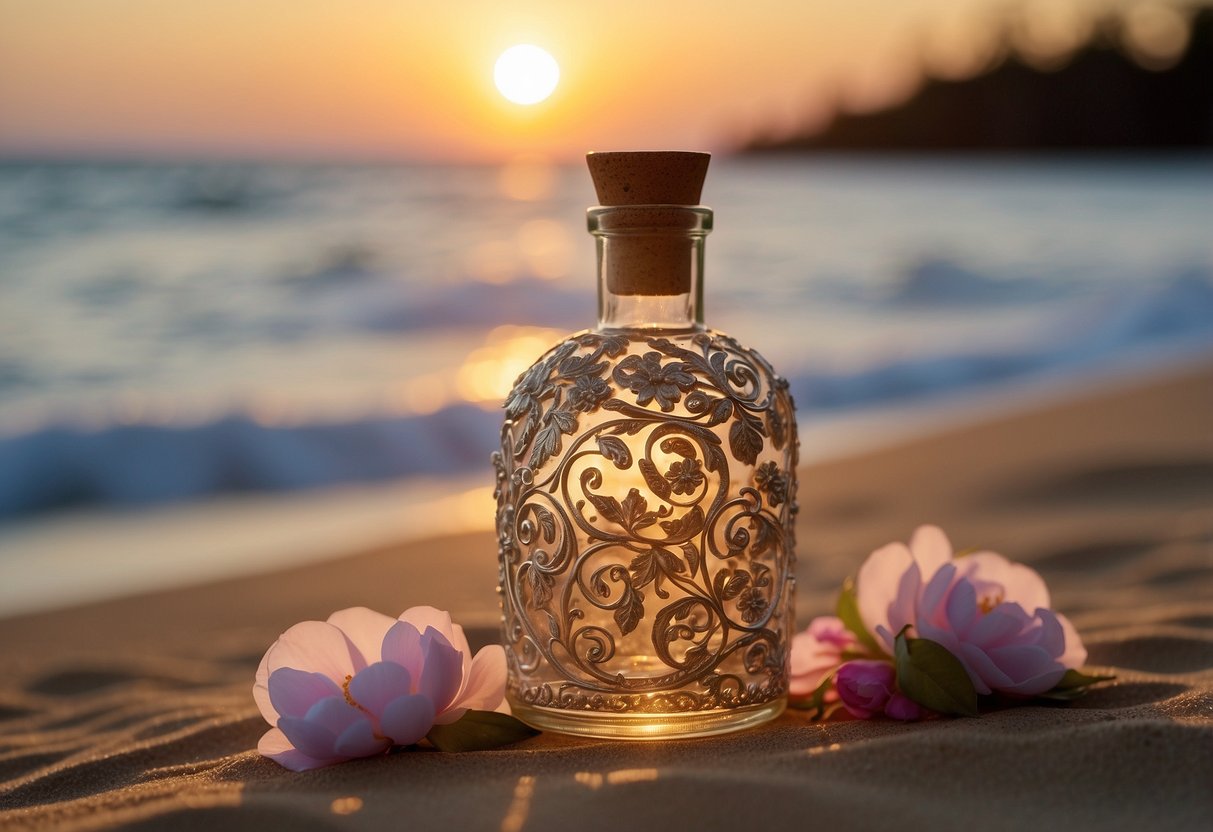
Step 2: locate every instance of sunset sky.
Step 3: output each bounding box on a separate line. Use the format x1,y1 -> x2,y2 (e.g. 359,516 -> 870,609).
0,0 -> 1195,161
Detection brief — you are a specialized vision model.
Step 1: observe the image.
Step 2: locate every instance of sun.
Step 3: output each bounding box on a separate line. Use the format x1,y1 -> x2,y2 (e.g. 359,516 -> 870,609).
494,44 -> 560,105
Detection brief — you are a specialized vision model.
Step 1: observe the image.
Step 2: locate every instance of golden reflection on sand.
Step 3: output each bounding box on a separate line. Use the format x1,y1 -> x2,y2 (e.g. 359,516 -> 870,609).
500,775 -> 536,832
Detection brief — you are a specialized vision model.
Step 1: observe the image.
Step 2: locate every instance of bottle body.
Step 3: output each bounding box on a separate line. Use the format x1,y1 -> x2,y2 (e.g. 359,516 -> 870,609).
493,325 -> 798,738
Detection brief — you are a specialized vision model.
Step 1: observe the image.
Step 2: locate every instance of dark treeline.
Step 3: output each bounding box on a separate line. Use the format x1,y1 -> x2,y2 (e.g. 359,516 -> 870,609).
744,7 -> 1213,154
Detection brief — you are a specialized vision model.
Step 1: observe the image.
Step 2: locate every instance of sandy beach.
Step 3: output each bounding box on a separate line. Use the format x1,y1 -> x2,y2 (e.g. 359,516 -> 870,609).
1,362 -> 1210,831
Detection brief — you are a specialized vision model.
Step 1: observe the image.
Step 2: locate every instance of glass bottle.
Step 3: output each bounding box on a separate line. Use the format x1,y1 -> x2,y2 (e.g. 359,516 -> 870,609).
493,151 -> 798,739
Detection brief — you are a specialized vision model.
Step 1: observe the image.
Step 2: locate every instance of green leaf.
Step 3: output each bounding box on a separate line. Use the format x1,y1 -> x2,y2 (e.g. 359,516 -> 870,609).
1035,669 -> 1116,701
787,671 -> 836,719
426,710 -> 539,752
894,628 -> 979,717
836,579 -> 883,656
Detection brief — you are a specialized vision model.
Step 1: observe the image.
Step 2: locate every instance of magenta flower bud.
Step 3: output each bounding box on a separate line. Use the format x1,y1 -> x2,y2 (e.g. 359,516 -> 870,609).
883,692 -> 924,721
835,660 -> 895,718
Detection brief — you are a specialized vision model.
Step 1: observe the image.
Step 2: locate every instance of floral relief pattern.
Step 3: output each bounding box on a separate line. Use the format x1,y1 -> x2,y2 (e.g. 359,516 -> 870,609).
494,329 -> 798,714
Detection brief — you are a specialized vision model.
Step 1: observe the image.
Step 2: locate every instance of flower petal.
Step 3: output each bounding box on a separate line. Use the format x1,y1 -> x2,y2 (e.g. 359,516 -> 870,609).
268,668 -> 343,719
380,694 -> 436,746
857,541 -> 916,652
1055,612 -> 1088,669
253,651 -> 275,724
987,644 -> 1064,695
303,695 -> 365,738
970,603 -> 1032,647
954,642 -> 1003,695
381,621 -> 424,680
997,665 -> 1068,696
417,629 -> 464,715
333,718 -> 391,758
1035,608 -> 1066,659
960,552 -> 1050,612
278,716 -> 340,760
909,525 -> 953,577
348,661 -> 412,718
327,607 -> 399,667
453,645 -> 508,712
258,727 -> 340,772
919,562 -> 958,627
263,620 -> 361,686
944,576 -> 978,635
884,693 -> 924,721
432,706 -> 468,726
398,606 -> 457,649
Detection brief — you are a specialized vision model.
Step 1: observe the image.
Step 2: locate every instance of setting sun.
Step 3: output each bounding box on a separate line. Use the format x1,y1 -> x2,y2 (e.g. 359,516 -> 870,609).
493,44 -> 560,105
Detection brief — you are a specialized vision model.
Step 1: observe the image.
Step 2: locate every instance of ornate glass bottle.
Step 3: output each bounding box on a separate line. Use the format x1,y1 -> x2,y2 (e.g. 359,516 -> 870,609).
493,151 -> 798,739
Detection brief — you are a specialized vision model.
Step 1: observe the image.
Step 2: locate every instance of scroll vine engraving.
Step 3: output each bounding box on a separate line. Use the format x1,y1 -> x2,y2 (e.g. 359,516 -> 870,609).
494,330 -> 798,714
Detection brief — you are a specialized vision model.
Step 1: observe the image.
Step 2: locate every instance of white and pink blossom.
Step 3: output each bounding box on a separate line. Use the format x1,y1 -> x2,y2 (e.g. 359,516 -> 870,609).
856,525 -> 1087,696
253,606 -> 507,771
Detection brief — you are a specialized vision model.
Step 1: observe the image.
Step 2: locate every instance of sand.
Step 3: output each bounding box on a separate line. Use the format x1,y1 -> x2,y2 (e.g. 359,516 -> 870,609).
1,364 -> 1211,831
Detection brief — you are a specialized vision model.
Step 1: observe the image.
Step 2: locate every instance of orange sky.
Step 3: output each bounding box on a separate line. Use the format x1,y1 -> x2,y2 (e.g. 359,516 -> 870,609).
0,0 -> 1173,161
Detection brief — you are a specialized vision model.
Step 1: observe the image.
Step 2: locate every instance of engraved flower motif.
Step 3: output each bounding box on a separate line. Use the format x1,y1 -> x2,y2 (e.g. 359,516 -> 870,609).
664,458 -> 704,495
504,362 -> 550,423
736,587 -> 768,624
753,461 -> 788,507
566,373 -> 612,412
613,351 -> 697,412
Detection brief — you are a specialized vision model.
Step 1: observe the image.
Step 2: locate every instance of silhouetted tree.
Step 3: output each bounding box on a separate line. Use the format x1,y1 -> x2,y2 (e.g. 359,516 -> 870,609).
745,7 -> 1213,153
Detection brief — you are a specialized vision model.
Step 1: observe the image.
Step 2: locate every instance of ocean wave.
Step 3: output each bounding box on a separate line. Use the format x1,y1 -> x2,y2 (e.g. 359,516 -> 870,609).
0,406 -> 502,521
885,257 -> 1073,306
0,268 -> 1209,522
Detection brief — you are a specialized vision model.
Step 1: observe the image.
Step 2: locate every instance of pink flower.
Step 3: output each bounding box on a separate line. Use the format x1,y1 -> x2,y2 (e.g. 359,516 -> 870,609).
835,660 -> 894,718
856,525 -> 1087,697
789,616 -> 857,698
253,606 -> 507,771
834,660 -> 923,720
883,691 -> 924,721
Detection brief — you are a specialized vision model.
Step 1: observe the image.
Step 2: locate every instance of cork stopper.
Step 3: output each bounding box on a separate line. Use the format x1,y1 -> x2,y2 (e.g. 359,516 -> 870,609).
586,151 -> 711,297
586,151 -> 710,206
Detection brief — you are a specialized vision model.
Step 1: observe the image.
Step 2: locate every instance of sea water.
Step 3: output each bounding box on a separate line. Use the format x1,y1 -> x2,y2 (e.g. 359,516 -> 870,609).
1,155 -> 1211,525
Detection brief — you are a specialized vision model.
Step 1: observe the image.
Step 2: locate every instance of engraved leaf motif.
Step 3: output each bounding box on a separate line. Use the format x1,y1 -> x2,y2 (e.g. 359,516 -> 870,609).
608,419 -> 647,436
630,547 -> 685,599
659,437 -> 697,459
728,414 -> 764,466
557,353 -> 607,379
533,506 -> 556,543
596,435 -> 632,469
684,643 -> 709,665
584,490 -> 625,527
614,583 -> 645,636
638,458 -> 672,500
767,405 -> 787,451
545,611 -> 561,640
708,398 -> 734,426
531,423 -> 562,469
660,505 -> 705,539
547,406 -> 577,435
681,541 -> 701,577
703,441 -> 729,475
713,569 -> 751,601
526,567 -> 554,608
751,515 -> 779,556
621,488 -> 658,531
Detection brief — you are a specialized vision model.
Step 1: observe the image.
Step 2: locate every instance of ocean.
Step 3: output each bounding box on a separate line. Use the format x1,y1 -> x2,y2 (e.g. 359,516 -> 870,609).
1,155 -> 1212,526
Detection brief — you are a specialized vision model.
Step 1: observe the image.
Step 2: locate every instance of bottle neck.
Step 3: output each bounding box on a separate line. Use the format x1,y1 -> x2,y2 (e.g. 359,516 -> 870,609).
588,205 -> 711,331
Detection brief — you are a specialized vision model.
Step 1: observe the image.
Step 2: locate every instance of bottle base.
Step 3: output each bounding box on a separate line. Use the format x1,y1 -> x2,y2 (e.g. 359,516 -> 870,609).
508,697 -> 785,740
